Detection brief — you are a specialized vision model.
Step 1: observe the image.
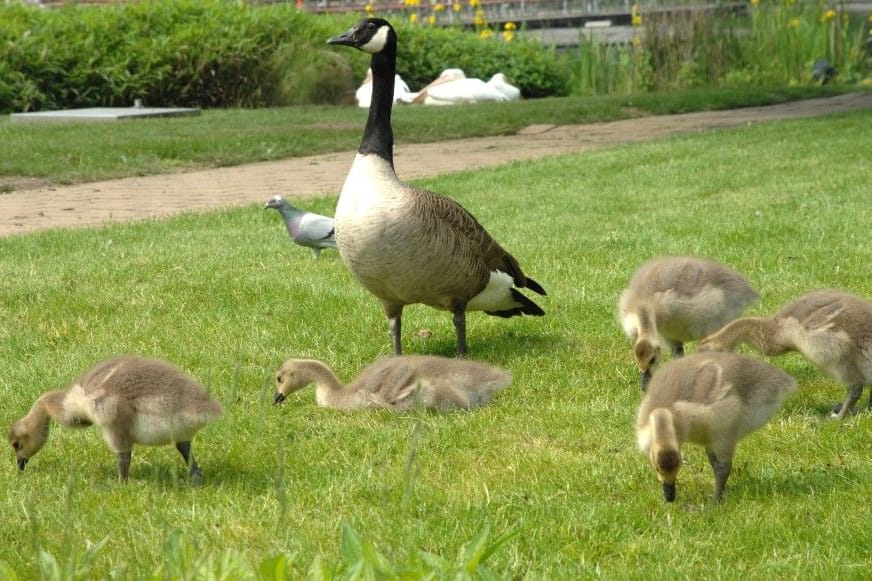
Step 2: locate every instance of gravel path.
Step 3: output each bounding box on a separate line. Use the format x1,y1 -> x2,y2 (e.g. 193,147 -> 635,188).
2,92 -> 870,238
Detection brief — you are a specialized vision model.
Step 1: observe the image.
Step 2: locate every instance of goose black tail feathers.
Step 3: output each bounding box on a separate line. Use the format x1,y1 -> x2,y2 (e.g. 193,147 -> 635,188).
485,288 -> 545,318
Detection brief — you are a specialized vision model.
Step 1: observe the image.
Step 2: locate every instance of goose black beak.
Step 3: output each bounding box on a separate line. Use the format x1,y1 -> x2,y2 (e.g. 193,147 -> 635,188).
641,369 -> 652,391
327,29 -> 357,47
662,482 -> 676,503
17,457 -> 28,472
273,392 -> 286,405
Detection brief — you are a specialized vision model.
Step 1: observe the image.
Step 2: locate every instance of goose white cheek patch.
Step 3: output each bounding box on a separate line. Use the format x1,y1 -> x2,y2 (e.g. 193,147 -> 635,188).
360,26 -> 389,54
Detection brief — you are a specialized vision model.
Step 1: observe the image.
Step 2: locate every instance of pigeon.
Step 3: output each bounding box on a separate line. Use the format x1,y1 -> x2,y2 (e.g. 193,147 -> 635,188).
265,195 -> 336,258
811,58 -> 836,85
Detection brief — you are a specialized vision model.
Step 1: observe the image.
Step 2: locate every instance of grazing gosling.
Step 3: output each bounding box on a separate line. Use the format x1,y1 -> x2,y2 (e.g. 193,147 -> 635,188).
8,356 -> 223,482
619,256 -> 759,389
636,352 -> 796,502
699,289 -> 872,419
273,355 -> 512,411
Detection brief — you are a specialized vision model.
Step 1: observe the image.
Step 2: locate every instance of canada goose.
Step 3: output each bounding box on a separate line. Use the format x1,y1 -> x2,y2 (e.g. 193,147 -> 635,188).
265,194 -> 337,258
327,18 -> 546,356
636,352 -> 796,502
355,68 -> 413,108
273,355 -> 512,411
619,256 -> 759,389
8,356 -> 223,482
699,289 -> 872,419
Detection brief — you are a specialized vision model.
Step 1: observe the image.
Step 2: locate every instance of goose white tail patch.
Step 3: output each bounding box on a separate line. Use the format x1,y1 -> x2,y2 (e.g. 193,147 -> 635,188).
467,271 -> 517,312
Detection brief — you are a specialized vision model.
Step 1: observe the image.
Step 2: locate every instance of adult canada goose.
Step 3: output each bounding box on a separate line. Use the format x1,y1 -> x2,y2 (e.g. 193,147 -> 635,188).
265,194 -> 337,258
273,355 -> 512,411
327,18 -> 546,356
618,256 -> 758,389
8,356 -> 223,482
699,289 -> 872,419
636,352 -> 796,502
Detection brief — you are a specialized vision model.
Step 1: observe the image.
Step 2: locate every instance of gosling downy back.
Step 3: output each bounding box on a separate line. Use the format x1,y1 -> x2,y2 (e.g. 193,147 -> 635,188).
327,18 -> 545,356
619,256 -> 758,389
636,351 -> 796,502
274,355 -> 512,411
8,355 -> 223,482
699,289 -> 872,419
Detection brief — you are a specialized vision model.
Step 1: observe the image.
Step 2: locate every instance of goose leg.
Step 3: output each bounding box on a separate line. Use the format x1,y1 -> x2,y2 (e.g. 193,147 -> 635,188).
706,449 -> 732,502
117,451 -> 132,482
384,303 -> 404,355
830,383 -> 864,420
452,304 -> 468,357
176,441 -> 204,483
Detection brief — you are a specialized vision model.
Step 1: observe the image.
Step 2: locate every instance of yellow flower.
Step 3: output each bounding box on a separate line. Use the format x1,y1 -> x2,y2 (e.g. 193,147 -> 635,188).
787,18 -> 799,29
502,30 -> 514,42
364,3 -> 374,14
469,0 -> 480,6
409,12 -> 418,22
749,0 -> 759,6
821,9 -> 837,22
631,14 -> 642,26
860,78 -> 872,87
479,29 -> 493,39
433,2 -> 445,11
784,0 -> 795,5
504,21 -> 517,31
473,14 -> 486,26
452,2 -> 461,12
427,14 -> 436,25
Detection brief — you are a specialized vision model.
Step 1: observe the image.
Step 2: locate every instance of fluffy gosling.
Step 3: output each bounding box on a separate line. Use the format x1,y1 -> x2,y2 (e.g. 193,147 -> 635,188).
273,355 -> 512,411
699,289 -> 872,419
619,256 -> 759,389
8,356 -> 223,482
636,352 -> 796,502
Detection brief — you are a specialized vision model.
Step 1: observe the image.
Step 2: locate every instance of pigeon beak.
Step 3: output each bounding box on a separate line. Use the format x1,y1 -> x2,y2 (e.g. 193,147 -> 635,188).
274,392 -> 286,405
17,457 -> 28,472
662,482 -> 676,503
640,369 -> 653,391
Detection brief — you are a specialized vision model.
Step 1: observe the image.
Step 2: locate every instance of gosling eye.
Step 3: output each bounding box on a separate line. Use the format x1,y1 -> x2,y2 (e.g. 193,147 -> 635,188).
275,374 -> 282,384
11,441 -> 21,451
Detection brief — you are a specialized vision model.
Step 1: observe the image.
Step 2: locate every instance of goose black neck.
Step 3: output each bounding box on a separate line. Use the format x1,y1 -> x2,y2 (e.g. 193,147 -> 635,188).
359,49 -> 396,165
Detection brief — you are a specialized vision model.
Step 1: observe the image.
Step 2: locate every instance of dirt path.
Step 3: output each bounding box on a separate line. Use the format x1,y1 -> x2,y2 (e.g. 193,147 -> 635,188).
2,92 -> 870,238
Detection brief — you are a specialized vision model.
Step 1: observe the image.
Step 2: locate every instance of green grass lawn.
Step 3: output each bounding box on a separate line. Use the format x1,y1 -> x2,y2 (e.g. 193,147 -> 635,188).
1,106 -> 871,578
0,85 -> 849,187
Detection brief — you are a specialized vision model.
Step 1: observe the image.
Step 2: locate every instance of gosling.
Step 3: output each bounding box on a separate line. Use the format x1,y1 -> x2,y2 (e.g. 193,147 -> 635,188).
273,355 -> 512,411
619,256 -> 759,389
699,289 -> 872,419
8,356 -> 223,482
636,352 -> 796,502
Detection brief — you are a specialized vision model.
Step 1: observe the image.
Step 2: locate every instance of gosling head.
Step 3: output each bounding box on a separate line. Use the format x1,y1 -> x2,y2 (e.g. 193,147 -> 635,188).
697,335 -> 726,353
650,444 -> 682,503
8,420 -> 49,472
634,339 -> 662,391
328,18 -> 396,55
273,359 -> 314,405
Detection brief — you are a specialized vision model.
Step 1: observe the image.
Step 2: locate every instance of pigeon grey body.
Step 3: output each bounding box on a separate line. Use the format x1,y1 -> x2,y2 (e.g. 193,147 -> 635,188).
265,195 -> 337,258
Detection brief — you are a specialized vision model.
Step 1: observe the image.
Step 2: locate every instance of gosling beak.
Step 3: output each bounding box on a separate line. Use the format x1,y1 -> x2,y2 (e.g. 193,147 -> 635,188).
17,457 -> 28,472
273,392 -> 286,405
641,369 -> 653,391
662,482 -> 676,503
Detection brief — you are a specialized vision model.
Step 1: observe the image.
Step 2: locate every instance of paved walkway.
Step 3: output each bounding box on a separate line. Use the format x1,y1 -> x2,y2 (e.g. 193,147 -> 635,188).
2,92 -> 870,238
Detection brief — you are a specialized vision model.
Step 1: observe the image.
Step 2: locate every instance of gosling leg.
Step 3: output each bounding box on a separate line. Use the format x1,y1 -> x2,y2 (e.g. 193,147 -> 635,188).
831,383 -> 864,420
706,449 -> 732,502
175,441 -> 204,483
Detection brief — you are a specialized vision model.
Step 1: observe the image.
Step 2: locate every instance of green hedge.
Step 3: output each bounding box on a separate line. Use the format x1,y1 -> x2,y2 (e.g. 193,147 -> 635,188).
0,1 -> 568,113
